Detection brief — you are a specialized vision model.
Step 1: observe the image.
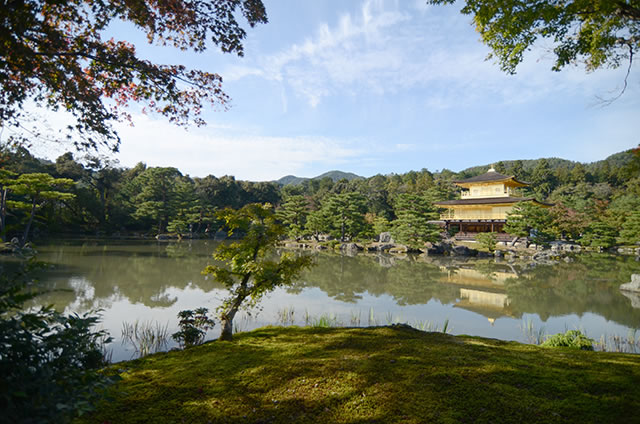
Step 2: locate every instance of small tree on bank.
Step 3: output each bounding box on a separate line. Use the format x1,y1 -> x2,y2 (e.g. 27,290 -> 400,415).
475,232 -> 497,253
203,204 -> 313,341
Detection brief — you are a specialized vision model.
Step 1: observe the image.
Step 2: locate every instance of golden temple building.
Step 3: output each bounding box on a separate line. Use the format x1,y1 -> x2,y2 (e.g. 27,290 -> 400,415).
435,167 -> 551,239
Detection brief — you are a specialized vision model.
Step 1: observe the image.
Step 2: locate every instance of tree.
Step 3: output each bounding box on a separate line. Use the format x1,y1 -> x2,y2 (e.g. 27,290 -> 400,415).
323,193 -> 369,242
0,0 -> 267,151
277,195 -> 310,240
580,220 -> 618,249
203,204 -> 313,341
429,0 -> 640,95
0,169 -> 17,239
305,208 -> 332,242
390,194 -> 440,249
7,173 -> 75,246
475,232 -> 498,253
129,167 -> 182,234
549,203 -> 588,241
530,159 -> 555,200
619,210 -> 640,245
504,202 -> 554,246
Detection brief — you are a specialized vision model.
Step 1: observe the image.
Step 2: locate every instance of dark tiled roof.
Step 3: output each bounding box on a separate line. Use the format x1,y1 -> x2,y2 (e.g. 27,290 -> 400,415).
435,196 -> 551,206
454,171 -> 528,185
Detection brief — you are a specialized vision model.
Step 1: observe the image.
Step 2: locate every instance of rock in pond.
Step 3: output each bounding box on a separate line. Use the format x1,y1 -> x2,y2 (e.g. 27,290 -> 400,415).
620,274 -> 640,292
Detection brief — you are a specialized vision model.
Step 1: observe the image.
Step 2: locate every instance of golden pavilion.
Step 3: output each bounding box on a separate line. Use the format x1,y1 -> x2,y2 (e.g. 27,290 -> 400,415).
435,167 -> 551,239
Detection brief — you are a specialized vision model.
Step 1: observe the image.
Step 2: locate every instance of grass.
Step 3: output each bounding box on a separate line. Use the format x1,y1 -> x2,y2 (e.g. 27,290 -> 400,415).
121,319 -> 169,358
80,326 -> 640,424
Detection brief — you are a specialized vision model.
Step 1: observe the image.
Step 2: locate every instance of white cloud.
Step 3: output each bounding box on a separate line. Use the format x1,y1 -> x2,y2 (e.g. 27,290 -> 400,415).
114,114 -> 365,180
228,0 -> 637,110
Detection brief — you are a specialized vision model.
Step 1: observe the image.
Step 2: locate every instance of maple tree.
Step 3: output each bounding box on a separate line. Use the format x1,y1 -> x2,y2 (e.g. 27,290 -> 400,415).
0,0 -> 267,151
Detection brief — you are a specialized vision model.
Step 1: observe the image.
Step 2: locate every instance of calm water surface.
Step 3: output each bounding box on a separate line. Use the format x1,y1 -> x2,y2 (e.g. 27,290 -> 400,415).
13,239 -> 640,362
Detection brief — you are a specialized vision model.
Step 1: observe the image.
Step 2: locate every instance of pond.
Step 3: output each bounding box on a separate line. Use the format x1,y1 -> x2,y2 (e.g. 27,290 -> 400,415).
7,239 -> 640,362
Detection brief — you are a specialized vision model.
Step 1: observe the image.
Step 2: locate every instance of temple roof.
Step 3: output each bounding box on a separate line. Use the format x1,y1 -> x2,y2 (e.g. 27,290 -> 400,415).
435,197 -> 553,206
454,169 -> 528,186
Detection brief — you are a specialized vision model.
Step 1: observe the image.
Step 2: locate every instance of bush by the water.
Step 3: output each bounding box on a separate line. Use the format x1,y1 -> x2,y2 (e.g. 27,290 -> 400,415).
0,261 -> 118,423
541,329 -> 595,350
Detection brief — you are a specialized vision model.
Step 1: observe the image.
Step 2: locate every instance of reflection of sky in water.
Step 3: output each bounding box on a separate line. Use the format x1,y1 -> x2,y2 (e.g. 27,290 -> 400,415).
16,240 -> 640,363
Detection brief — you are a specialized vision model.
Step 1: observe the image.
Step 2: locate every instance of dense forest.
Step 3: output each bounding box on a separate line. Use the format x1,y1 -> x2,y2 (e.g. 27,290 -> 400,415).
1,146 -> 639,249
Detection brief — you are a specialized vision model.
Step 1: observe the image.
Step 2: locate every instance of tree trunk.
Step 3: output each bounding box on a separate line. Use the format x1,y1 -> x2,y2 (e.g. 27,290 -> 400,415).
219,308 -> 237,341
0,187 -> 7,238
22,198 -> 37,247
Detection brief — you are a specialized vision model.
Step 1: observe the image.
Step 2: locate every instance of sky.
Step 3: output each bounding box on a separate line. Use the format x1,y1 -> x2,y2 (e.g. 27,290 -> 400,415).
31,0 -> 640,181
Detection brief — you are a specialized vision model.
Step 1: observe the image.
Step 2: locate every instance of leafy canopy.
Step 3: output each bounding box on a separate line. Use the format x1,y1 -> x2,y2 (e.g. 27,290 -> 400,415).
0,0 -> 267,151
203,203 -> 313,340
429,1 -> 640,80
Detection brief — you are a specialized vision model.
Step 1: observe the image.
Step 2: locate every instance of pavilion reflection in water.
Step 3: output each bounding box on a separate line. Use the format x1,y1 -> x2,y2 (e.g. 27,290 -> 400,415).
439,264 -> 519,324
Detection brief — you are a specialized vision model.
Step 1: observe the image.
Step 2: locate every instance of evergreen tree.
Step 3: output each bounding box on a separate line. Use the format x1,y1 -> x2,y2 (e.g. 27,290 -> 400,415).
619,211 -> 640,245
130,167 -> 182,234
7,173 -> 75,246
277,195 -> 310,240
530,159 -> 555,200
323,193 -> 369,242
580,220 -> 618,249
390,194 -> 440,249
504,202 -> 554,246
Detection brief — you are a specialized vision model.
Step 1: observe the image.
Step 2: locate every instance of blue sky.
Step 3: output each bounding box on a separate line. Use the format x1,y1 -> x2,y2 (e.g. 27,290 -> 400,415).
35,0 -> 640,181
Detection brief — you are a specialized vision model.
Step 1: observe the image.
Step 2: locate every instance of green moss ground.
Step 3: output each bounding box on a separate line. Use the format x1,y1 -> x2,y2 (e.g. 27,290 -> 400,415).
82,326 -> 640,423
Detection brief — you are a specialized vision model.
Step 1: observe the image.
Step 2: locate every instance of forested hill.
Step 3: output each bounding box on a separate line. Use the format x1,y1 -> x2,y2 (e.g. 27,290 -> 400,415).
275,170 -> 363,186
457,151 -> 635,179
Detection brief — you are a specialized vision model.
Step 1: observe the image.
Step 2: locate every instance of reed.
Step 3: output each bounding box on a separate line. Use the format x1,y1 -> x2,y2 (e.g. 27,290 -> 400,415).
276,306 -> 295,326
121,319 -> 169,358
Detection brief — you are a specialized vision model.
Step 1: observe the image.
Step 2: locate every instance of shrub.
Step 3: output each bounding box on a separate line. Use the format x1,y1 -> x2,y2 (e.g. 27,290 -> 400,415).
172,308 -> 215,348
541,330 -> 594,351
0,261 -> 118,423
475,232 -> 497,253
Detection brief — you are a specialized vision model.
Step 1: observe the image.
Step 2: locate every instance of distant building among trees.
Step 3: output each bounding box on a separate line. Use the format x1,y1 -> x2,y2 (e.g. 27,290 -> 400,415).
435,167 -> 551,240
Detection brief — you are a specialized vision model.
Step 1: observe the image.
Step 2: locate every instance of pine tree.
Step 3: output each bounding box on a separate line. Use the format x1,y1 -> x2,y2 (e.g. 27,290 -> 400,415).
390,194 -> 440,249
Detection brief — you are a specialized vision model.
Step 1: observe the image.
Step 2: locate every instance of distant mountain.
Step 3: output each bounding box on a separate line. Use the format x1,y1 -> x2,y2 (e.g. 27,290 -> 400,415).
275,170 -> 363,186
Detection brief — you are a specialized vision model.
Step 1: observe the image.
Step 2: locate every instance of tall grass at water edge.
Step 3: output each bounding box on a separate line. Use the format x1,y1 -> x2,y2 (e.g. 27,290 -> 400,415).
521,318 -> 640,353
121,320 -> 170,358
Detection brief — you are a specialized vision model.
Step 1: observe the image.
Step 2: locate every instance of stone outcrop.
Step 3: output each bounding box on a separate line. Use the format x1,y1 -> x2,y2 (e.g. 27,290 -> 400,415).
620,274 -> 640,293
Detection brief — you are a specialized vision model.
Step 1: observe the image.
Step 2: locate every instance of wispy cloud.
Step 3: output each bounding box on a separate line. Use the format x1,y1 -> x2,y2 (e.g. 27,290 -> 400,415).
230,0 -> 634,110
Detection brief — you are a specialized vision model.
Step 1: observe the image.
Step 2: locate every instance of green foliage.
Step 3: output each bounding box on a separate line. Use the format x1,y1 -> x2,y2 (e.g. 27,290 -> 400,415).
203,203 -> 314,340
129,167 -> 182,234
7,172 -> 75,245
429,0 -> 640,80
580,220 -> 618,249
548,203 -> 588,241
619,210 -> 640,245
172,308 -> 216,348
277,195 -> 310,240
0,262 -> 118,423
475,232 -> 497,253
323,192 -> 370,242
504,202 -> 553,246
541,330 -> 595,351
390,194 -> 440,249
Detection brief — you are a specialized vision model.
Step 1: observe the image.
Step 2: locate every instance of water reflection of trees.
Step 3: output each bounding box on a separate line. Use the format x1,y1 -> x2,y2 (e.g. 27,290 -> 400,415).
16,241 -> 640,330
293,253 -> 459,306
504,254 -> 640,328
292,251 -> 640,329
28,241 -> 224,312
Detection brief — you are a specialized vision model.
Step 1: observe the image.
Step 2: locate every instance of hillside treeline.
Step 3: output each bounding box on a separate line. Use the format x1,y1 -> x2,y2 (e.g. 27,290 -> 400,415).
1,146 -> 639,248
